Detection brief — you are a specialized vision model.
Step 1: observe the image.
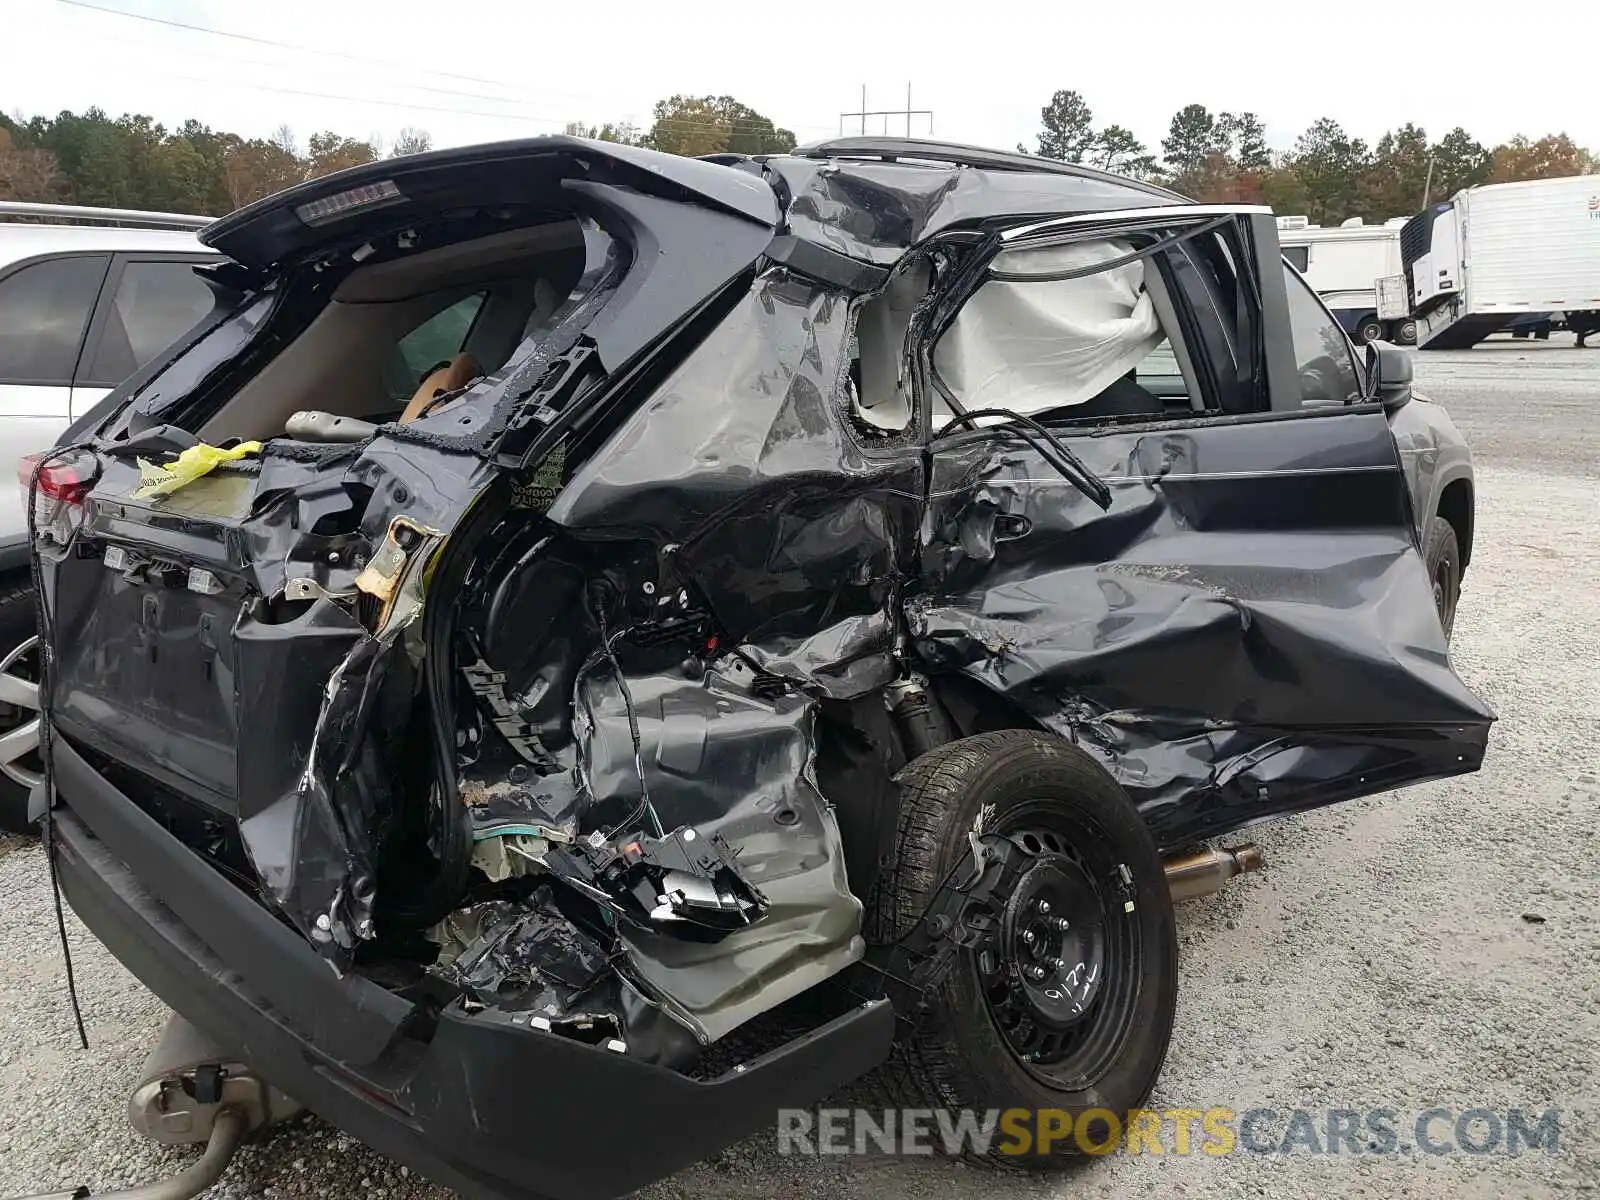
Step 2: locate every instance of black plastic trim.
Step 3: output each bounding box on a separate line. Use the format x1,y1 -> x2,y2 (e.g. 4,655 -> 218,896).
51,734 -> 411,1064
51,737 -> 897,1200
765,234 -> 892,293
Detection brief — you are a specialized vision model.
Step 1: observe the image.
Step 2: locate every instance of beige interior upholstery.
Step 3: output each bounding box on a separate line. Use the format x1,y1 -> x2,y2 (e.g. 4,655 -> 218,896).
335,224 -> 582,303
400,352 -> 484,423
196,221 -> 582,443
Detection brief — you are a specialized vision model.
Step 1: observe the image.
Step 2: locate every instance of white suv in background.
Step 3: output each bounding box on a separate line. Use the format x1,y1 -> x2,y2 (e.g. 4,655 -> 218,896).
0,201 -> 220,829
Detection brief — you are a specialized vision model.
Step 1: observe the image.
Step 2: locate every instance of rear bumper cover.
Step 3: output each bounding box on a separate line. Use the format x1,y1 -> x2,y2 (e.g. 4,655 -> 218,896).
50,736 -> 893,1200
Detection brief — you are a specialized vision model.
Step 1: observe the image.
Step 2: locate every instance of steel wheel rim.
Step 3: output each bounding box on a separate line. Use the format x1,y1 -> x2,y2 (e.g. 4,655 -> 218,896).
975,801 -> 1142,1090
0,635 -> 42,790
1433,553 -> 1458,634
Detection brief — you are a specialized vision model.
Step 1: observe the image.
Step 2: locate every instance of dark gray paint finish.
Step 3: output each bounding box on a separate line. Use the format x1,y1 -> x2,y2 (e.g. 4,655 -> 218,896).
34,139 -> 1492,1200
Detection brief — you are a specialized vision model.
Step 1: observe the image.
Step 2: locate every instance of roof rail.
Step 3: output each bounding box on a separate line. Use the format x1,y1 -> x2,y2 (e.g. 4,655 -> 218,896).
0,200 -> 211,231
791,137 -> 1184,200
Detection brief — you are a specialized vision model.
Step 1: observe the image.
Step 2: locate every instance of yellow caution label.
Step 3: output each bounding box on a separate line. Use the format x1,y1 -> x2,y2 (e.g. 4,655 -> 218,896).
133,441 -> 263,500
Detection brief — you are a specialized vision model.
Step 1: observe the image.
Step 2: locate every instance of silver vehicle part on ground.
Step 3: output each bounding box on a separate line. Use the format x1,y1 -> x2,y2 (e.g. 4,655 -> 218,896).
3,1014 -> 298,1200
125,1013 -> 301,1146
1163,844 -> 1265,903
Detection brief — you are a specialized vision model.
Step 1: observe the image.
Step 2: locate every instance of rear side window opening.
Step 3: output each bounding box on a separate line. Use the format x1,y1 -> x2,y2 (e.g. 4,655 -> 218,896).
848,224 -> 1257,439
104,214 -> 621,447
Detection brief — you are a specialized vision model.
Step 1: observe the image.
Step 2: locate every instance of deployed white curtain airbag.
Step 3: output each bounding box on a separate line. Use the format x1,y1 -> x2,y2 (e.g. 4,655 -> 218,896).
932,239 -> 1162,416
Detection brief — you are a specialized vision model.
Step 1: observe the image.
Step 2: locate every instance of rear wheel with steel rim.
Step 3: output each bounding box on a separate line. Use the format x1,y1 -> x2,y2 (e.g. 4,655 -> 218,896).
866,729 -> 1177,1164
977,816 -> 1139,1090
1425,516 -> 1461,641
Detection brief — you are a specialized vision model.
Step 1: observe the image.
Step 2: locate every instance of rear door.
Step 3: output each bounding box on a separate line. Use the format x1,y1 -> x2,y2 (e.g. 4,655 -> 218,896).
913,206 -> 1492,849
0,251 -> 110,537
73,252 -> 223,414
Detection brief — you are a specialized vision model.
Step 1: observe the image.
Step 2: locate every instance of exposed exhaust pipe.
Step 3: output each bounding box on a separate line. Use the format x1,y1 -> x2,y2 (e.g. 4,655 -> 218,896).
1164,843 -> 1264,903
6,1113 -> 243,1200
4,1015 -> 300,1200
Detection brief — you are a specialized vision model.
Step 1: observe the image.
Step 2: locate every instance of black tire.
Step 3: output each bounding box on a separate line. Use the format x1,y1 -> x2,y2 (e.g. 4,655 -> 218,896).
0,581 -> 39,833
1395,319 -> 1418,346
1425,516 -> 1461,641
1356,317 -> 1384,344
866,730 -> 1177,1165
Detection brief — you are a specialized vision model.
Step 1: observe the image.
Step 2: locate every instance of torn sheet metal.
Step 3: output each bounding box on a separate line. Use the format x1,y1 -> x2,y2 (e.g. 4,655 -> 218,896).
433,891 -> 608,1004
762,155 -> 1177,269
430,891 -> 703,1067
547,271 -> 921,670
572,657 -> 863,1043
913,410 -> 1495,849
53,431 -> 497,967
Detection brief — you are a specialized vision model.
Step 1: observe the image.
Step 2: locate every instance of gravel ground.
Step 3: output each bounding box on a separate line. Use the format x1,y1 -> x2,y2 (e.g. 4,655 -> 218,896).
1,337 -> 1596,1200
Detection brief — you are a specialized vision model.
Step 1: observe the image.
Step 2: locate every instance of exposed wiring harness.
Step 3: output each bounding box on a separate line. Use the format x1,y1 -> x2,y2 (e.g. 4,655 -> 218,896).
585,583 -> 666,842
930,407 -> 1113,510
26,442 -> 98,1050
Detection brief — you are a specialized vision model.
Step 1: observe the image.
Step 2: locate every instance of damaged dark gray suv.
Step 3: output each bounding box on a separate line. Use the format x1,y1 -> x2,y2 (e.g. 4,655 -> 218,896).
30,136 -> 1492,1199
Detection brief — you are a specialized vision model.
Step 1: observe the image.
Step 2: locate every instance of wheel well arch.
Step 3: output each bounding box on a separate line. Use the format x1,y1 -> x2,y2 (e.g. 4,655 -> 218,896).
1437,477 -> 1474,570
930,672 -> 1048,739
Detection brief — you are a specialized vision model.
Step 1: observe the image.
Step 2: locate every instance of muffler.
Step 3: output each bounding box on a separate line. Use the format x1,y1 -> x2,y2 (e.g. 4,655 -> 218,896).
5,1015 -> 301,1200
1163,843 -> 1264,903
124,1013 -> 301,1147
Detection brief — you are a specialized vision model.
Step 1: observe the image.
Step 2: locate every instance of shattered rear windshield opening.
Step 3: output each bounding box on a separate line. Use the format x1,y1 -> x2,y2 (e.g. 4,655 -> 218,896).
101,211 -> 627,453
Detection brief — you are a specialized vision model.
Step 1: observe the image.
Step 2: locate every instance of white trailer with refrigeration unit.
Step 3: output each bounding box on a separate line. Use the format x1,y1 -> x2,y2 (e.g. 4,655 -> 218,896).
1393,174 -> 1600,350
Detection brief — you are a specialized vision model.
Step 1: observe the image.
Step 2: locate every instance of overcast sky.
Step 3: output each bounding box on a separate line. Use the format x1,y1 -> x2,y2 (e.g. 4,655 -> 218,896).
5,0 -> 1598,159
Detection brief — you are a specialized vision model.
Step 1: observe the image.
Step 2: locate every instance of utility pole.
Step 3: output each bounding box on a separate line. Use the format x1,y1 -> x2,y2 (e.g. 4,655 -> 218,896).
839,83 -> 933,139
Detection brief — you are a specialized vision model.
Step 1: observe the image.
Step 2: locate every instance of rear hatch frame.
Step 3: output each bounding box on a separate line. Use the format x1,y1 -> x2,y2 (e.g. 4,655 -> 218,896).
41,138 -> 781,965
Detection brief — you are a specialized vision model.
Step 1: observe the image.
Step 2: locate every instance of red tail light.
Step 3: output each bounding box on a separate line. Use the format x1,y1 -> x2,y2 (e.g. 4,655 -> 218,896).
19,449 -> 100,542
20,451 -> 95,503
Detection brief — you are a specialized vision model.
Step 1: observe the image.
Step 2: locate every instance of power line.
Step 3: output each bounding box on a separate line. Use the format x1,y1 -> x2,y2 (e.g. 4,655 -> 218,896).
114,68 -> 573,128
57,0 -> 565,97
61,22 -> 592,115
51,33 -> 821,146
841,84 -> 933,138
56,0 -> 838,137
66,61 -> 800,145
61,24 -> 576,125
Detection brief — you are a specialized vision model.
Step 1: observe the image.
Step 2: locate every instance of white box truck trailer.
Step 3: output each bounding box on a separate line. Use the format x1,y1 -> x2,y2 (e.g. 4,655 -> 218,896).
1394,174 -> 1600,350
1277,216 -> 1415,344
